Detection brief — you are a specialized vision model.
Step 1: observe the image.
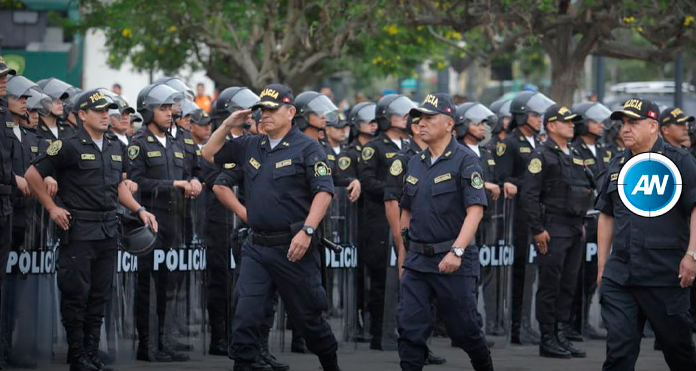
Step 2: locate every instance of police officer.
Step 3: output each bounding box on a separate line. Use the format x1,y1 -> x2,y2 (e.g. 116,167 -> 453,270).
345,101 -> 378,341
359,93 -> 416,349
521,105 -> 592,359
295,91 -> 361,201
602,121 -> 625,160
36,78 -> 75,143
6,76 -> 48,249
324,112 -> 361,200
108,95 -> 136,146
397,93 -> 493,371
569,102 -> 613,341
128,83 -> 197,362
202,84 -> 341,371
0,56 -> 18,294
24,89 -> 158,371
486,98 -> 511,153
496,91 -> 555,345
659,107 -> 693,148
597,98 -> 696,370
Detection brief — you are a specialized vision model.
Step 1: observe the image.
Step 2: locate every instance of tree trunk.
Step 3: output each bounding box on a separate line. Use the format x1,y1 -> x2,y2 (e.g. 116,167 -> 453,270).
548,57 -> 586,106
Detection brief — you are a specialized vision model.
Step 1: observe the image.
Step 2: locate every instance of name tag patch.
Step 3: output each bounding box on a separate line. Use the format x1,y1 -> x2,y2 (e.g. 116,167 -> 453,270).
520,147 -> 531,153
276,159 -> 292,168
386,152 -> 397,159
224,163 -> 236,169
81,154 -> 96,160
30,146 -> 38,153
249,157 -> 261,170
184,138 -> 194,145
487,159 -> 495,166
434,173 -> 452,184
174,152 -> 184,159
147,151 -> 162,158
610,173 -> 618,182
573,158 -> 584,165
111,155 -> 122,162
406,175 -> 418,185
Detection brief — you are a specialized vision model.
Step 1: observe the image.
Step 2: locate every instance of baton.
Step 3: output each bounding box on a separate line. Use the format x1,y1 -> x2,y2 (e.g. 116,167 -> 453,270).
321,237 -> 343,253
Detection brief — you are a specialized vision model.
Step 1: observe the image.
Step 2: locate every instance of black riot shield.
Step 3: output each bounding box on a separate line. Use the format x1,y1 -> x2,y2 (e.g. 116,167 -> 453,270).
139,189 -> 206,362
380,234 -> 399,351
1,200 -> 57,368
574,210 -> 604,338
477,197 -> 514,347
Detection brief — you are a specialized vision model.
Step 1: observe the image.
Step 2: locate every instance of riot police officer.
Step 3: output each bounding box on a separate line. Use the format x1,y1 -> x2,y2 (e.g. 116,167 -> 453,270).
108,95 -> 136,146
496,91 -> 555,345
521,105 -> 592,359
36,78 -> 75,142
659,107 -> 693,148
359,94 -> 416,349
324,112 -> 361,199
597,98 -> 696,370
128,83 -> 197,362
570,102 -> 613,341
486,98 -> 511,153
202,84 -> 341,371
0,56 -> 17,293
398,93 -> 493,371
24,89 -> 158,371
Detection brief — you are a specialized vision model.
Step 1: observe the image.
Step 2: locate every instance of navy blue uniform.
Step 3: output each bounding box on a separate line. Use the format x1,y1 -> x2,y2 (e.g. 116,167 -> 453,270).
397,138 -> 490,371
596,137 -> 696,370
36,117 -> 74,143
213,125 -> 338,362
33,128 -> 124,347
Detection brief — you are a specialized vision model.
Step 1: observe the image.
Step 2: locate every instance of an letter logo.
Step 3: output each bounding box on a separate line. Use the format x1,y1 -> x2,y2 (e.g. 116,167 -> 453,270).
618,152 -> 682,217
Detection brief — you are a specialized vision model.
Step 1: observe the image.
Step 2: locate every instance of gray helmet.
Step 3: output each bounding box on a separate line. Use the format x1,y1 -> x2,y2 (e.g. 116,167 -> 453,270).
7,75 -> 39,99
121,225 -> 157,256
454,102 -> 497,141
572,102 -> 612,137
153,76 -> 194,100
509,91 -> 555,132
375,94 -> 417,131
294,91 -> 339,130
36,78 -> 74,101
137,83 -> 184,123
27,91 -> 52,116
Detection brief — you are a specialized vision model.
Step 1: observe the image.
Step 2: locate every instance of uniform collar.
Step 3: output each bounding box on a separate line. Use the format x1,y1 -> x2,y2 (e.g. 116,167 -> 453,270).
76,128 -> 111,149
260,125 -> 298,152
420,136 -> 457,164
409,138 -> 425,154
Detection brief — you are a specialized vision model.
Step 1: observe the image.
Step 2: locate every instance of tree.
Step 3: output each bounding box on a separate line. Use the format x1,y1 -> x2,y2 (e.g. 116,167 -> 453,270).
399,0 -> 696,105
69,0 -> 397,91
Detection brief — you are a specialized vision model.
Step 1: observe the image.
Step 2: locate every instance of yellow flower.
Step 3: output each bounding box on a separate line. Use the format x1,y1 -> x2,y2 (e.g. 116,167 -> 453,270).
167,25 -> 178,33
637,26 -> 644,33
372,56 -> 383,65
385,24 -> 399,35
685,16 -> 694,27
622,16 -> 636,24
122,28 -> 132,38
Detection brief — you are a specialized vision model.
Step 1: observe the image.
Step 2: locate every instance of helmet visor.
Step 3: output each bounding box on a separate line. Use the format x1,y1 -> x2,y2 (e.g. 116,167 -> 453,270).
227,88 -> 260,112
27,92 -> 52,116
526,93 -> 556,114
305,95 -> 339,124
386,96 -> 417,117
143,85 -> 184,109
7,76 -> 39,98
464,104 -> 497,125
43,79 -> 73,101
356,103 -> 376,123
584,103 -> 612,125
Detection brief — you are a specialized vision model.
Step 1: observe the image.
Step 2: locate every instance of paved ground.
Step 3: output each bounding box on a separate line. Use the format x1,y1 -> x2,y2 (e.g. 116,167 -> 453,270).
25,334 -> 694,371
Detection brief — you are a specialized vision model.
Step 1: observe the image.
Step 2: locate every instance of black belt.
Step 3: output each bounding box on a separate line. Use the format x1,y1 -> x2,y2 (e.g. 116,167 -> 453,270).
0,184 -> 11,195
69,209 -> 118,221
251,230 -> 294,246
409,239 -> 455,256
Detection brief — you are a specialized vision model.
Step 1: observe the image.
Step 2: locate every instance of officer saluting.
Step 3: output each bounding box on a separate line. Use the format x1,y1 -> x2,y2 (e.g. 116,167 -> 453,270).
597,98 -> 696,370
24,90 -> 158,371
202,84 -> 341,371
521,105 -> 592,359
397,93 -> 493,371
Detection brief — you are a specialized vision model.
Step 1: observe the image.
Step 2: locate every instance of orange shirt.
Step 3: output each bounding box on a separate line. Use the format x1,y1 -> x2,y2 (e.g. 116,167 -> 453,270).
195,95 -> 212,113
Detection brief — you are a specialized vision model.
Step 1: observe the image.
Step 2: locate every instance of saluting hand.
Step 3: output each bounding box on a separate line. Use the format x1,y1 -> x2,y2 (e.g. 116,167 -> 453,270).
288,230 -> 312,262
49,207 -> 71,231
678,254 -> 696,288
223,109 -> 252,128
534,231 -> 551,254
438,252 -> 461,274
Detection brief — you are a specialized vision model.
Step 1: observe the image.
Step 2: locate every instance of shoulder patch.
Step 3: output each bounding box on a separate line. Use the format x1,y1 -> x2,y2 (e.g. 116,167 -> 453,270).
327,154 -> 336,161
224,163 -> 236,169
528,158 -> 542,174
470,172 -> 484,189
406,175 -> 418,185
520,147 -> 531,153
46,140 -> 62,156
127,145 -> 140,160
338,156 -> 351,171
314,161 -> 331,177
361,147 -> 375,161
610,173 -> 618,182
487,159 -> 496,166
147,136 -> 155,142
249,157 -> 261,170
496,142 -> 506,157
184,138 -> 194,145
389,159 -> 403,176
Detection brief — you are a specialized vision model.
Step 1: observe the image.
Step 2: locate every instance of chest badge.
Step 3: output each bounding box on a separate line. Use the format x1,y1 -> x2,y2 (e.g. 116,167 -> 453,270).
338,156 -> 351,171
389,159 -> 403,176
528,158 -> 542,174
127,146 -> 140,160
496,142 -> 506,156
361,147 -> 374,161
46,140 -> 62,156
471,172 -> 484,189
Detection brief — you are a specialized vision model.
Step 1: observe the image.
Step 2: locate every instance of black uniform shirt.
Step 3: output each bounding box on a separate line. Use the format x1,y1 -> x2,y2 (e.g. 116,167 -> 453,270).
400,138 -> 487,276
33,129 -> 125,240
171,125 -> 201,180
521,139 -> 594,235
127,127 -> 190,208
320,139 -> 356,187
596,137 -> 696,286
0,102 -> 16,216
36,117 -> 75,143
11,125 -> 47,216
359,132 -> 403,203
384,139 -> 423,202
495,128 -> 540,187
214,125 -> 334,232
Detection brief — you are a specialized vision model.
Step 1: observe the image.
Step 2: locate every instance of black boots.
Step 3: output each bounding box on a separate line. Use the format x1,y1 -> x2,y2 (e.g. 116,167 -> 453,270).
136,329 -> 190,362
67,331 -> 99,371
84,333 -> 114,371
539,323 -> 570,359
290,333 -> 308,354
556,323 -> 586,358
208,337 -> 228,356
470,351 -> 495,371
511,315 -> 540,345
319,352 -> 342,371
257,326 -> 289,371
233,362 -> 254,371
424,349 -> 447,365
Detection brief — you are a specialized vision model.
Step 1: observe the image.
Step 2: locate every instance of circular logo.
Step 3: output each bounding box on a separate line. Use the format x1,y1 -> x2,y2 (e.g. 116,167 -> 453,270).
617,152 -> 682,217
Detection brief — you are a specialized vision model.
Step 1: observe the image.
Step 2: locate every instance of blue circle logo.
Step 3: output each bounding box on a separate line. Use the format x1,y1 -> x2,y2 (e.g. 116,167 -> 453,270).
618,152 -> 682,217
